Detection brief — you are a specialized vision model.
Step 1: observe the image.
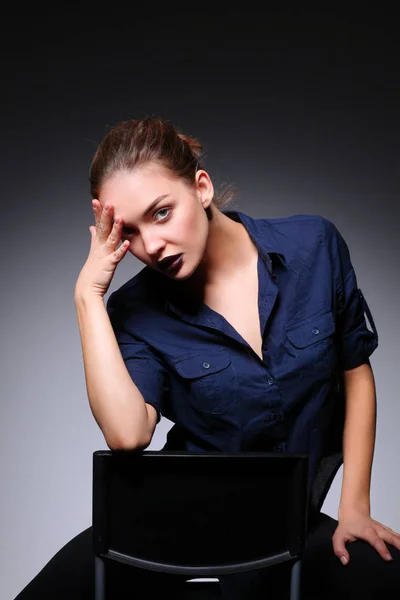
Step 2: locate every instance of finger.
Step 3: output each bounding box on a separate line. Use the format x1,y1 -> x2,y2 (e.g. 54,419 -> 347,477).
332,532 -> 351,566
106,215 -> 123,249
363,529 -> 393,561
98,203 -> 114,242
88,225 -> 96,249
380,524 -> 400,538
378,529 -> 400,552
91,199 -> 101,228
111,239 -> 130,264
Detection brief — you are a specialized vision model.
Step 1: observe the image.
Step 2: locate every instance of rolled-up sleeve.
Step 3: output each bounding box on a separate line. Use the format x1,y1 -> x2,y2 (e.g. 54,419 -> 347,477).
337,270 -> 378,370
325,220 -> 379,370
107,293 -> 166,423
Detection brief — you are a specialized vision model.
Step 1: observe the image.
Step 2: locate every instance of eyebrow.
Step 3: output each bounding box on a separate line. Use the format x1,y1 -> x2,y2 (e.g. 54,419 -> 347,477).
112,194 -> 170,226
143,194 -> 170,216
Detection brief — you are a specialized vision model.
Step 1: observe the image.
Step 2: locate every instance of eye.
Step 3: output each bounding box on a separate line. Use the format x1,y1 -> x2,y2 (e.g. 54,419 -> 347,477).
121,226 -> 136,238
154,207 -> 171,222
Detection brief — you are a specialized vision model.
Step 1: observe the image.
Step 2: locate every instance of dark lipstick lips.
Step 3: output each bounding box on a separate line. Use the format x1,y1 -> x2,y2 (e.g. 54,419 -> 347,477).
157,253 -> 183,271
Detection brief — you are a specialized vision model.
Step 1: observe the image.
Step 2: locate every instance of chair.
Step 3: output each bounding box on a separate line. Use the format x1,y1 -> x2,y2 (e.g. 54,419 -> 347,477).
93,450 -> 309,600
308,371 -> 345,524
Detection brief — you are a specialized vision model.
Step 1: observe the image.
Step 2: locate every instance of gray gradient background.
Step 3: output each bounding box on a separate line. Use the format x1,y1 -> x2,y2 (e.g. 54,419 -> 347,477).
1,8 -> 399,599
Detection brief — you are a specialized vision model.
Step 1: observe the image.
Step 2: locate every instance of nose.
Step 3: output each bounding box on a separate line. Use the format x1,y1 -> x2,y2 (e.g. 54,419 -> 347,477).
141,229 -> 165,258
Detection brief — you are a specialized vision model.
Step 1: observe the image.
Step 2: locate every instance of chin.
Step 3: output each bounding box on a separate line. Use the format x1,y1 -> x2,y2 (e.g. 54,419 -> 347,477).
168,267 -> 191,281
173,271 -> 192,281
170,261 -> 199,281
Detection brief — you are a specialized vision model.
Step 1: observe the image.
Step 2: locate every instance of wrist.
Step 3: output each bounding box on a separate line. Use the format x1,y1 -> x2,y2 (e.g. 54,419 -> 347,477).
338,499 -> 371,521
74,286 -> 105,306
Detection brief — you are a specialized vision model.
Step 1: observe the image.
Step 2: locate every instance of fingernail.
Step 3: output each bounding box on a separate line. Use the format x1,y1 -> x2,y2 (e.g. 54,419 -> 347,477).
340,556 -> 348,565
386,554 -> 393,561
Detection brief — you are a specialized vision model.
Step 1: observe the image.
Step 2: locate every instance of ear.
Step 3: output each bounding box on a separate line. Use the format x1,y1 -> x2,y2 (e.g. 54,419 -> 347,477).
195,169 -> 214,209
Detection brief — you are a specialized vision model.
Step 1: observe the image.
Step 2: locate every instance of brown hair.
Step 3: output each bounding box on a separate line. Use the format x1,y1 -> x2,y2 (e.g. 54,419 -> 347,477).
89,116 -> 235,209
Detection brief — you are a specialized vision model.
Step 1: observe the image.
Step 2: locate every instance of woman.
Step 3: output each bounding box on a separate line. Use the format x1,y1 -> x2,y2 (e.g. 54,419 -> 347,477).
15,117 -> 400,599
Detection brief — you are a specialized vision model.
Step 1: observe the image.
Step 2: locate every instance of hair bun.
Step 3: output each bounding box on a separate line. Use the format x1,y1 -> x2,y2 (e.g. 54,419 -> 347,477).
177,132 -> 203,160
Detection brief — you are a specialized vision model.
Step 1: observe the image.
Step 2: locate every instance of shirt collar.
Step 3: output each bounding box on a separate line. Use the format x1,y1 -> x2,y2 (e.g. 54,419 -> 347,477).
165,210 -> 288,319
223,209 -> 288,270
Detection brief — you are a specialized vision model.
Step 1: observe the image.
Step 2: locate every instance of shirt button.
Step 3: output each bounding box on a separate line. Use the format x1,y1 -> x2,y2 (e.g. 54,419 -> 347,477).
275,442 -> 285,452
312,328 -> 320,335
203,362 -> 211,369
268,378 -> 274,385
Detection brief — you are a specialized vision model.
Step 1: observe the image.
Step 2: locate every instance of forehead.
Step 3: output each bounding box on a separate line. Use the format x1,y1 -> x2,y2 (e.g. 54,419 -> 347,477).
99,165 -> 180,212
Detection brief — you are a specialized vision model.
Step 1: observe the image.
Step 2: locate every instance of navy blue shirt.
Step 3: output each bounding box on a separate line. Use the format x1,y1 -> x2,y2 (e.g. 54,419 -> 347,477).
107,211 -> 378,484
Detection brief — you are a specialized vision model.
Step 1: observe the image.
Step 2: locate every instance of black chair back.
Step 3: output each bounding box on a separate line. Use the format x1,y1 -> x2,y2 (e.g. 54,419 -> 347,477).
93,451 -> 308,578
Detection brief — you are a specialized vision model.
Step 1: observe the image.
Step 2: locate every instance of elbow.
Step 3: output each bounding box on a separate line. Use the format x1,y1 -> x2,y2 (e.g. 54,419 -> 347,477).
105,432 -> 151,452
101,409 -> 155,452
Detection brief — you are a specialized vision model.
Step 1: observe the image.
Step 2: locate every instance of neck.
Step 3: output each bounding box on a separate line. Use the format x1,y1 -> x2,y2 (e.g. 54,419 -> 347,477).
189,207 -> 257,291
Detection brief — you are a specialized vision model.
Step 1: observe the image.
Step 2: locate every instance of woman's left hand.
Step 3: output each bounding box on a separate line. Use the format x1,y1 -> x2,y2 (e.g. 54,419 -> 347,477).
332,513 -> 400,565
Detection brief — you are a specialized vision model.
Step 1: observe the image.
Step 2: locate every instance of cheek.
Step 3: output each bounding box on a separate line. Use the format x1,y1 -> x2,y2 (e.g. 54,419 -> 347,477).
128,240 -> 145,261
179,206 -> 208,245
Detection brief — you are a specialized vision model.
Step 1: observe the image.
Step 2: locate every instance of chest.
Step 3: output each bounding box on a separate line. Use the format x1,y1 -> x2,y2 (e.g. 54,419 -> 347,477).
204,263 -> 263,360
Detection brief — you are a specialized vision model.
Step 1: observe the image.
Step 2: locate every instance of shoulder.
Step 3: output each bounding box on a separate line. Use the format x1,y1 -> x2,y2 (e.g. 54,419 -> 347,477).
237,210 -> 342,263
258,213 -> 338,244
260,214 -> 352,278
235,209 -> 338,241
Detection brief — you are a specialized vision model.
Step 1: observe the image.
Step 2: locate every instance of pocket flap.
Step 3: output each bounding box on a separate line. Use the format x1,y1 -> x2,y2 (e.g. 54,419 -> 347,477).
174,352 -> 231,379
286,311 -> 335,348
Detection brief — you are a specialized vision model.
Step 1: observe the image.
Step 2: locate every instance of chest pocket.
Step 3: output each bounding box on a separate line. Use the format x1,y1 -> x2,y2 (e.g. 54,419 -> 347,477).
173,351 -> 240,415
285,311 -> 337,380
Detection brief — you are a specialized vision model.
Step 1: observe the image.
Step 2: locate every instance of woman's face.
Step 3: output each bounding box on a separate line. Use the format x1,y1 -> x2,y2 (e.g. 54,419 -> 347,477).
98,163 -> 214,280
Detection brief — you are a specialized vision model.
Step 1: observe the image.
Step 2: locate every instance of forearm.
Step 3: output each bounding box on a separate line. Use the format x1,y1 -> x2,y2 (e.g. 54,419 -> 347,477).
339,362 -> 377,519
74,291 -> 153,450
